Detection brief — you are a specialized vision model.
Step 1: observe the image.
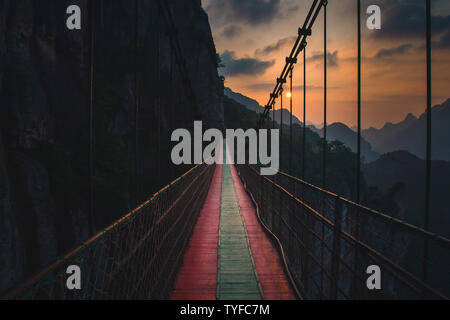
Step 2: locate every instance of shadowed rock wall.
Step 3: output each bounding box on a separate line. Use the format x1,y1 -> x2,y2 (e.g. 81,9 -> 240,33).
0,0 -> 223,292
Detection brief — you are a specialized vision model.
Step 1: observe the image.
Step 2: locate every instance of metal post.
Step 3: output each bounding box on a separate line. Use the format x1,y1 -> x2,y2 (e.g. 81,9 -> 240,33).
331,196 -> 342,299
302,206 -> 310,296
279,176 -> 282,236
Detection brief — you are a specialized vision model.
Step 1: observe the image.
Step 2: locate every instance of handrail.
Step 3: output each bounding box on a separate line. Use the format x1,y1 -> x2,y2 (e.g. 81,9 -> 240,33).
237,164 -> 450,299
276,169 -> 450,249
3,162 -> 214,300
239,174 -> 304,300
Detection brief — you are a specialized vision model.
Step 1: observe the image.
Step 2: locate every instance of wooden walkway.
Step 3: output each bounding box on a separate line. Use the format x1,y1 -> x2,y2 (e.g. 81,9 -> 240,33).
170,162 -> 296,300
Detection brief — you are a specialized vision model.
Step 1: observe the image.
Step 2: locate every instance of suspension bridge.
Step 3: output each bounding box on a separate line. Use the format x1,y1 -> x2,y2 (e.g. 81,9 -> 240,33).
3,0 -> 450,300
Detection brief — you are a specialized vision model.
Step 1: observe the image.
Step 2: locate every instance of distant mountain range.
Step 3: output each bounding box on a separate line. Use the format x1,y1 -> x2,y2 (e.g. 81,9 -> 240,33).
270,109 -> 303,126
224,87 -> 264,113
362,98 -> 450,161
224,87 -> 450,238
225,87 -> 450,163
225,87 -> 378,162
224,87 -> 303,126
310,123 -> 380,163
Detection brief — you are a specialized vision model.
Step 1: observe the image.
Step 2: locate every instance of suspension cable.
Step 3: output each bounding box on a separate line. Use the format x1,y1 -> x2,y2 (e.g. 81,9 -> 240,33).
289,67 -> 293,174
258,0 -> 323,126
323,0 -> 327,190
134,0 -> 140,206
302,48 -> 306,181
88,0 -> 95,236
320,1 -> 328,297
280,85 -> 284,160
356,0 -> 362,205
424,0 -> 432,281
156,5 -> 161,187
272,95 -> 276,129
156,0 -> 200,117
353,0 -> 362,292
169,40 -> 175,179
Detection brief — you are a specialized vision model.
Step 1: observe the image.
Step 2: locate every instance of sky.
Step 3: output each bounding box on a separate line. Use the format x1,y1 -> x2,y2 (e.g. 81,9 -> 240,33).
202,0 -> 450,129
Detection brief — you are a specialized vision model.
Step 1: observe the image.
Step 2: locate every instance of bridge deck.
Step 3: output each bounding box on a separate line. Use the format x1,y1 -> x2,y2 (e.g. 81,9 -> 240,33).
170,164 -> 222,300
218,163 -> 262,300
170,162 -> 295,300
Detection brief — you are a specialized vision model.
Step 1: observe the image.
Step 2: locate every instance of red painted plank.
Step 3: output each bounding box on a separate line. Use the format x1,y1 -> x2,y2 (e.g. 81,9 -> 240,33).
229,165 -> 297,300
170,164 -> 222,300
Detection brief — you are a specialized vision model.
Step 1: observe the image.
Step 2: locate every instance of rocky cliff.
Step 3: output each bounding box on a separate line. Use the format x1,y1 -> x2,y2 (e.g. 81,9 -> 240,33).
0,0 -> 223,292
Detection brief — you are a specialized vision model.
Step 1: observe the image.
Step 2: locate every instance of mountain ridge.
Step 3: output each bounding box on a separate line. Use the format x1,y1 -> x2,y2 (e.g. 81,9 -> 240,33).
225,87 -> 379,162
363,150 -> 450,237
224,87 -> 303,126
362,98 -> 450,161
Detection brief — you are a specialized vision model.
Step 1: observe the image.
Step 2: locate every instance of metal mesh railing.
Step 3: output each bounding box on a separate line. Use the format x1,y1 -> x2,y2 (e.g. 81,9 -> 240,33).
236,165 -> 450,300
4,162 -> 215,300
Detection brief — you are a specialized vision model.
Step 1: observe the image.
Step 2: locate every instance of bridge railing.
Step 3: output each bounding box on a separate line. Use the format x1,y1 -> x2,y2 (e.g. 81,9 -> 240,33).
236,164 -> 450,299
4,162 -> 215,300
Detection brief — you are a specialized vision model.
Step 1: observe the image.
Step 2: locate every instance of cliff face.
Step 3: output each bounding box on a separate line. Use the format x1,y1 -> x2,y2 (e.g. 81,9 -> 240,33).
0,0 -> 223,292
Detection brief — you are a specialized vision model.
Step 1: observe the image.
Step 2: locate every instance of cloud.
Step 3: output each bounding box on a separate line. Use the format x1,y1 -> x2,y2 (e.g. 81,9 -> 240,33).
255,36 -> 297,56
205,0 -> 299,26
434,30 -> 450,48
221,25 -> 243,39
220,51 -> 275,77
374,44 -> 414,59
369,0 -> 450,41
243,83 -> 278,91
364,0 -> 450,51
308,51 -> 339,68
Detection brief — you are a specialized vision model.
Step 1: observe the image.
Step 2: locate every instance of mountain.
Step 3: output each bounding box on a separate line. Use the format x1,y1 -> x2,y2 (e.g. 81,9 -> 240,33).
224,87 -> 263,113
224,87 -> 380,161
224,87 -> 303,126
363,151 -> 450,238
311,122 -> 380,163
362,99 -> 450,161
270,109 -> 303,126
223,95 -> 361,200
